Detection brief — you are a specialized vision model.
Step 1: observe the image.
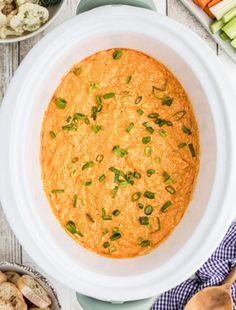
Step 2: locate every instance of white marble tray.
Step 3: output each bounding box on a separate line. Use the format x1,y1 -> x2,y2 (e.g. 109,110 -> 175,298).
180,0 -> 236,63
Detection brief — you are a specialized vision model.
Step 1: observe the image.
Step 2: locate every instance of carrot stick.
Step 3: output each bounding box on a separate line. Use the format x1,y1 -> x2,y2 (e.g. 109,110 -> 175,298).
207,0 -> 222,8
204,6 -> 215,17
193,0 -> 212,9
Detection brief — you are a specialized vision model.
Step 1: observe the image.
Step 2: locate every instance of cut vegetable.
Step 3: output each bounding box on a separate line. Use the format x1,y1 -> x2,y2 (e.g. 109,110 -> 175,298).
231,36 -> 236,47
193,0 -> 212,9
223,6 -> 236,22
222,16 -> 236,38
210,0 -> 236,20
210,19 -> 224,33
207,0 -> 222,8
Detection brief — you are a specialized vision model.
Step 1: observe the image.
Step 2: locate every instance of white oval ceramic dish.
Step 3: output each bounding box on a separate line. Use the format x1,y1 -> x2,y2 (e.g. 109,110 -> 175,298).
0,5 -> 236,302
0,0 -> 66,44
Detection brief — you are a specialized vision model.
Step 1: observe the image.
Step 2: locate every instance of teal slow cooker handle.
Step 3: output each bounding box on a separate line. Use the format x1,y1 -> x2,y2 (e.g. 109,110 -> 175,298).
76,293 -> 156,310
76,0 -> 156,14
75,1 -> 156,309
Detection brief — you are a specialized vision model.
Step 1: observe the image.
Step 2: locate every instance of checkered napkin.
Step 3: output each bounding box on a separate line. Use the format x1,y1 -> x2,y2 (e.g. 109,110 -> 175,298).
151,222 -> 236,310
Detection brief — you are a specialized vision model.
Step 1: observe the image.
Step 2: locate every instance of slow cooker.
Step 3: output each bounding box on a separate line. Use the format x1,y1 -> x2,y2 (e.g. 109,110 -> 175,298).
0,1 -> 236,309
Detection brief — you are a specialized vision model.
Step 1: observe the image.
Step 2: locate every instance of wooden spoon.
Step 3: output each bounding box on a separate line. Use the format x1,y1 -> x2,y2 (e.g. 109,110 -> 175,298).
184,265 -> 236,310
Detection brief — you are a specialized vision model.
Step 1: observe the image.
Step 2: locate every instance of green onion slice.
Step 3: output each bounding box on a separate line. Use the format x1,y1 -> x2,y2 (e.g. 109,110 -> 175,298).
112,209 -> 120,216
138,203 -> 144,209
126,122 -> 134,133
132,192 -> 142,202
111,186 -> 119,198
173,110 -> 186,121
103,92 -> 115,99
142,136 -> 151,144
162,96 -> 173,106
102,208 -> 112,220
49,131 -> 56,138
140,217 -> 149,225
165,185 -> 176,195
92,124 -> 102,133
99,174 -> 106,182
147,169 -> 155,177
135,96 -> 143,104
182,125 -> 192,135
113,50 -> 122,60
144,205 -> 153,215
55,97 -> 67,109
110,233 -> 121,241
160,201 -> 172,213
73,67 -> 81,76
96,154 -> 104,163
113,145 -> 128,158
73,194 -> 78,208
178,142 -> 187,149
143,122 -> 154,134
82,180 -> 92,186
103,242 -> 110,248
51,189 -> 64,194
148,113 -> 159,119
144,146 -> 153,157
86,213 -> 95,223
126,76 -> 132,84
91,106 -> 98,120
189,143 -> 196,157
144,191 -> 155,199
137,109 -> 144,115
82,161 -> 94,170
140,240 -> 151,247
159,129 -> 167,138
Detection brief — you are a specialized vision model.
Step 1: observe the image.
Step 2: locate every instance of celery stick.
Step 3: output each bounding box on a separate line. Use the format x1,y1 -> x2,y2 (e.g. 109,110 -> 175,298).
231,36 -> 236,48
222,16 -> 236,38
210,0 -> 236,20
219,31 -> 230,40
210,19 -> 225,33
223,6 -> 236,23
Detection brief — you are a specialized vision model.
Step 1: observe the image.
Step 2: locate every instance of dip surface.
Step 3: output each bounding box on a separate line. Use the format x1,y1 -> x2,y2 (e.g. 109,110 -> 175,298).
41,48 -> 199,258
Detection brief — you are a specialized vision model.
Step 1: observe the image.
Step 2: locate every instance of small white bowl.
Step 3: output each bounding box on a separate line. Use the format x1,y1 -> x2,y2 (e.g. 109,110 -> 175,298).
0,262 -> 61,309
0,0 -> 66,44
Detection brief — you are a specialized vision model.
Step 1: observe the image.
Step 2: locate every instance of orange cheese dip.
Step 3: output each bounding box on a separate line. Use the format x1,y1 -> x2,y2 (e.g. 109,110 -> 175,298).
41,49 -> 199,258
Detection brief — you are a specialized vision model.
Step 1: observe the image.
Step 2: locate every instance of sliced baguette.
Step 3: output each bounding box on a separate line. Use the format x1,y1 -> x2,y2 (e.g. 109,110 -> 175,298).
0,298 -> 14,310
0,282 -> 27,310
17,275 -> 51,308
4,273 -> 20,285
0,273 -> 7,285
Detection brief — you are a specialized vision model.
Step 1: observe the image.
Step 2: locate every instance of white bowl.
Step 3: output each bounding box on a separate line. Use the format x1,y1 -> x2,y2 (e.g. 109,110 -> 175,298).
0,0 -> 66,44
0,5 -> 236,302
0,262 -> 61,309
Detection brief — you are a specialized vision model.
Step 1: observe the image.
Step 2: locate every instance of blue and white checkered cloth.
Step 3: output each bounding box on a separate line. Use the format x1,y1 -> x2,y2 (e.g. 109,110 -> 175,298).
151,222 -> 236,310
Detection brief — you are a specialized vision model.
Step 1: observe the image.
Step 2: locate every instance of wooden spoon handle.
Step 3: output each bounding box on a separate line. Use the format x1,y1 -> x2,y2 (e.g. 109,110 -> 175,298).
223,265 -> 236,289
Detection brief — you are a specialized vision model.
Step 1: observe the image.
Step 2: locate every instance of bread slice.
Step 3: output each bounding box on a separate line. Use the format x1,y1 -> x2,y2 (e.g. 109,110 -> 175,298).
4,273 -> 20,285
0,282 -> 27,310
0,298 -> 14,310
0,273 -> 7,285
16,276 -> 51,308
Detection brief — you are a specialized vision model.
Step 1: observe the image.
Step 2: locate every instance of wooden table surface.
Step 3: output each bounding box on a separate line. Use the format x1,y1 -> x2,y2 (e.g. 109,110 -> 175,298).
0,0 -> 236,308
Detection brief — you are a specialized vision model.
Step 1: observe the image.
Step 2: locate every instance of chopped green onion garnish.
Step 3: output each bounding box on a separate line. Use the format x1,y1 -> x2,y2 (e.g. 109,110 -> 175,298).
113,50 -> 122,60
132,192 -> 142,202
82,161 -> 94,170
66,116 -> 72,123
110,233 -> 121,241
73,194 -> 78,208
178,142 -> 187,149
135,96 -> 142,104
144,205 -> 153,215
144,191 -> 155,199
111,186 -> 119,198
96,154 -> 104,163
134,171 -> 141,179
96,95 -> 102,105
66,221 -> 76,234
182,125 -> 192,135
140,217 -> 149,225
188,143 -> 196,157
165,185 -> 176,195
142,136 -> 151,144
119,180 -> 128,187
73,113 -> 89,124
102,208 -> 112,220
137,109 -> 144,115
112,227 -> 120,234
159,129 -> 167,138
138,203 -> 144,209
73,67 -> 81,75
86,213 -> 95,223
150,217 -> 161,234
49,131 -> 56,138
126,122 -> 134,133
144,146 -> 153,157
89,82 -> 100,94
162,96 -> 173,106
99,174 -> 106,182
51,189 -> 64,194
148,113 -> 159,119
55,97 -> 67,109
143,122 -> 154,134
163,171 -> 173,185
103,92 -> 115,99
103,242 -> 110,248
140,240 -> 150,247
92,124 -> 102,133
113,145 -> 128,158
91,106 -> 98,120
147,169 -> 155,177
173,110 -> 186,121
109,246 -> 117,253
126,75 -> 132,84
82,180 -> 92,186
112,209 -> 120,216
160,201 -> 172,213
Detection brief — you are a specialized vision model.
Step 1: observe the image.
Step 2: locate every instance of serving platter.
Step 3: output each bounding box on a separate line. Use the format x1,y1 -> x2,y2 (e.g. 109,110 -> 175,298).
180,0 -> 236,63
